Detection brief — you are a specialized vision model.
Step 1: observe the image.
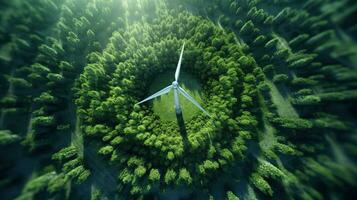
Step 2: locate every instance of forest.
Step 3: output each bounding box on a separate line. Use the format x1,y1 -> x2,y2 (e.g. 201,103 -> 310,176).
0,0 -> 356,199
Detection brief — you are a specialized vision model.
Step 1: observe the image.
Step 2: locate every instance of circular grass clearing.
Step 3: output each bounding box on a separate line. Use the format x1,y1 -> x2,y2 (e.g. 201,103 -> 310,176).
149,70 -> 204,122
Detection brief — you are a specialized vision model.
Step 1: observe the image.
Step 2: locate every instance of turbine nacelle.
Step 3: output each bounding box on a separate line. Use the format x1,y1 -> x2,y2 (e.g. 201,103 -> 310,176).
137,42 -> 210,117
172,81 -> 179,88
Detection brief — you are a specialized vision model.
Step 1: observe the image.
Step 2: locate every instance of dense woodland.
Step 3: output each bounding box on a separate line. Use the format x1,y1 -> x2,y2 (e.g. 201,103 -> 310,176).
0,0 -> 356,199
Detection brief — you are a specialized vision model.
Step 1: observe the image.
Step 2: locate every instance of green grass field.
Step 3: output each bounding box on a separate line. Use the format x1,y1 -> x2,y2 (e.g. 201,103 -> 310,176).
148,70 -> 204,122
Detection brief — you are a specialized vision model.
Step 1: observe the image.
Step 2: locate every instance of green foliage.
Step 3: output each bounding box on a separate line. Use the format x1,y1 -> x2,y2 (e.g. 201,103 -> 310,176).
240,20 -> 255,35
292,95 -> 321,105
226,191 -> 240,200
313,115 -> 348,130
306,30 -> 334,46
289,34 -> 309,48
85,124 -> 110,136
272,74 -> 289,83
52,146 -> 77,162
59,61 -> 74,71
47,73 -> 64,83
253,35 -> 267,47
39,44 -> 57,58
318,91 -> 357,102
291,77 -> 318,86
134,166 -> 147,178
47,173 -> 69,193
275,143 -> 298,155
164,169 -> 177,185
67,166 -> 91,184
7,77 -> 32,88
15,172 -> 56,200
98,145 -> 114,155
178,168 -> 192,185
257,161 -> 285,179
32,116 -> 55,127
265,38 -> 279,50
0,130 -> 20,145
34,92 -> 56,104
272,117 -> 313,130
250,173 -> 273,196
148,169 -> 160,182
273,8 -> 291,25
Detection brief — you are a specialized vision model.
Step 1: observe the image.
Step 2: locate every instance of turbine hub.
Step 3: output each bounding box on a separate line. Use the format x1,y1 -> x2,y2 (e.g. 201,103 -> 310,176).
172,81 -> 178,88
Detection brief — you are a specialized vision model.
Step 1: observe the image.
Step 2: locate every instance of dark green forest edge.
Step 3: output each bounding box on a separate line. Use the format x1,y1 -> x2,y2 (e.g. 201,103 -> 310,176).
0,0 -> 356,199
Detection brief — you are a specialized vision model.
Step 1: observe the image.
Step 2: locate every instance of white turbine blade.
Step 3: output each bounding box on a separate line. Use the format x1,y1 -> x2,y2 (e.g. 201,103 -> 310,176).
137,85 -> 172,104
175,42 -> 185,81
178,86 -> 210,117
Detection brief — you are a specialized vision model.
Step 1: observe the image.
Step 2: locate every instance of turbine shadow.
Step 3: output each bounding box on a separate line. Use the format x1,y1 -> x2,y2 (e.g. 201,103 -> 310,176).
175,111 -> 189,151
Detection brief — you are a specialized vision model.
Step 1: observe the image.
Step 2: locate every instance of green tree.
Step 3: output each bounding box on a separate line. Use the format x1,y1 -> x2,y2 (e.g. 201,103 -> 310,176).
133,165 -> 146,178
239,20 -> 255,35
257,161 -> 285,179
32,116 -> 55,127
164,169 -> 176,184
149,169 -> 160,182
306,30 -> 334,46
226,191 -> 240,200
47,173 -> 69,193
178,168 -> 192,185
250,173 -> 273,196
0,130 -> 20,145
15,172 -> 56,200
289,34 -> 309,48
252,35 -> 266,46
273,74 -> 289,83
264,38 -> 278,50
7,77 -> 31,88
98,145 -> 114,155
52,146 -> 77,162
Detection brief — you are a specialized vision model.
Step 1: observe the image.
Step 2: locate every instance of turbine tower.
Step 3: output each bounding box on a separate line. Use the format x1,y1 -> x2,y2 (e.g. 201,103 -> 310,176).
137,42 -> 210,118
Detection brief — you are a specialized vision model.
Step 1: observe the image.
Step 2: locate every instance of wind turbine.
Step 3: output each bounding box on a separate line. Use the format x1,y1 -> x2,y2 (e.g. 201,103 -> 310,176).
137,42 -> 210,118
